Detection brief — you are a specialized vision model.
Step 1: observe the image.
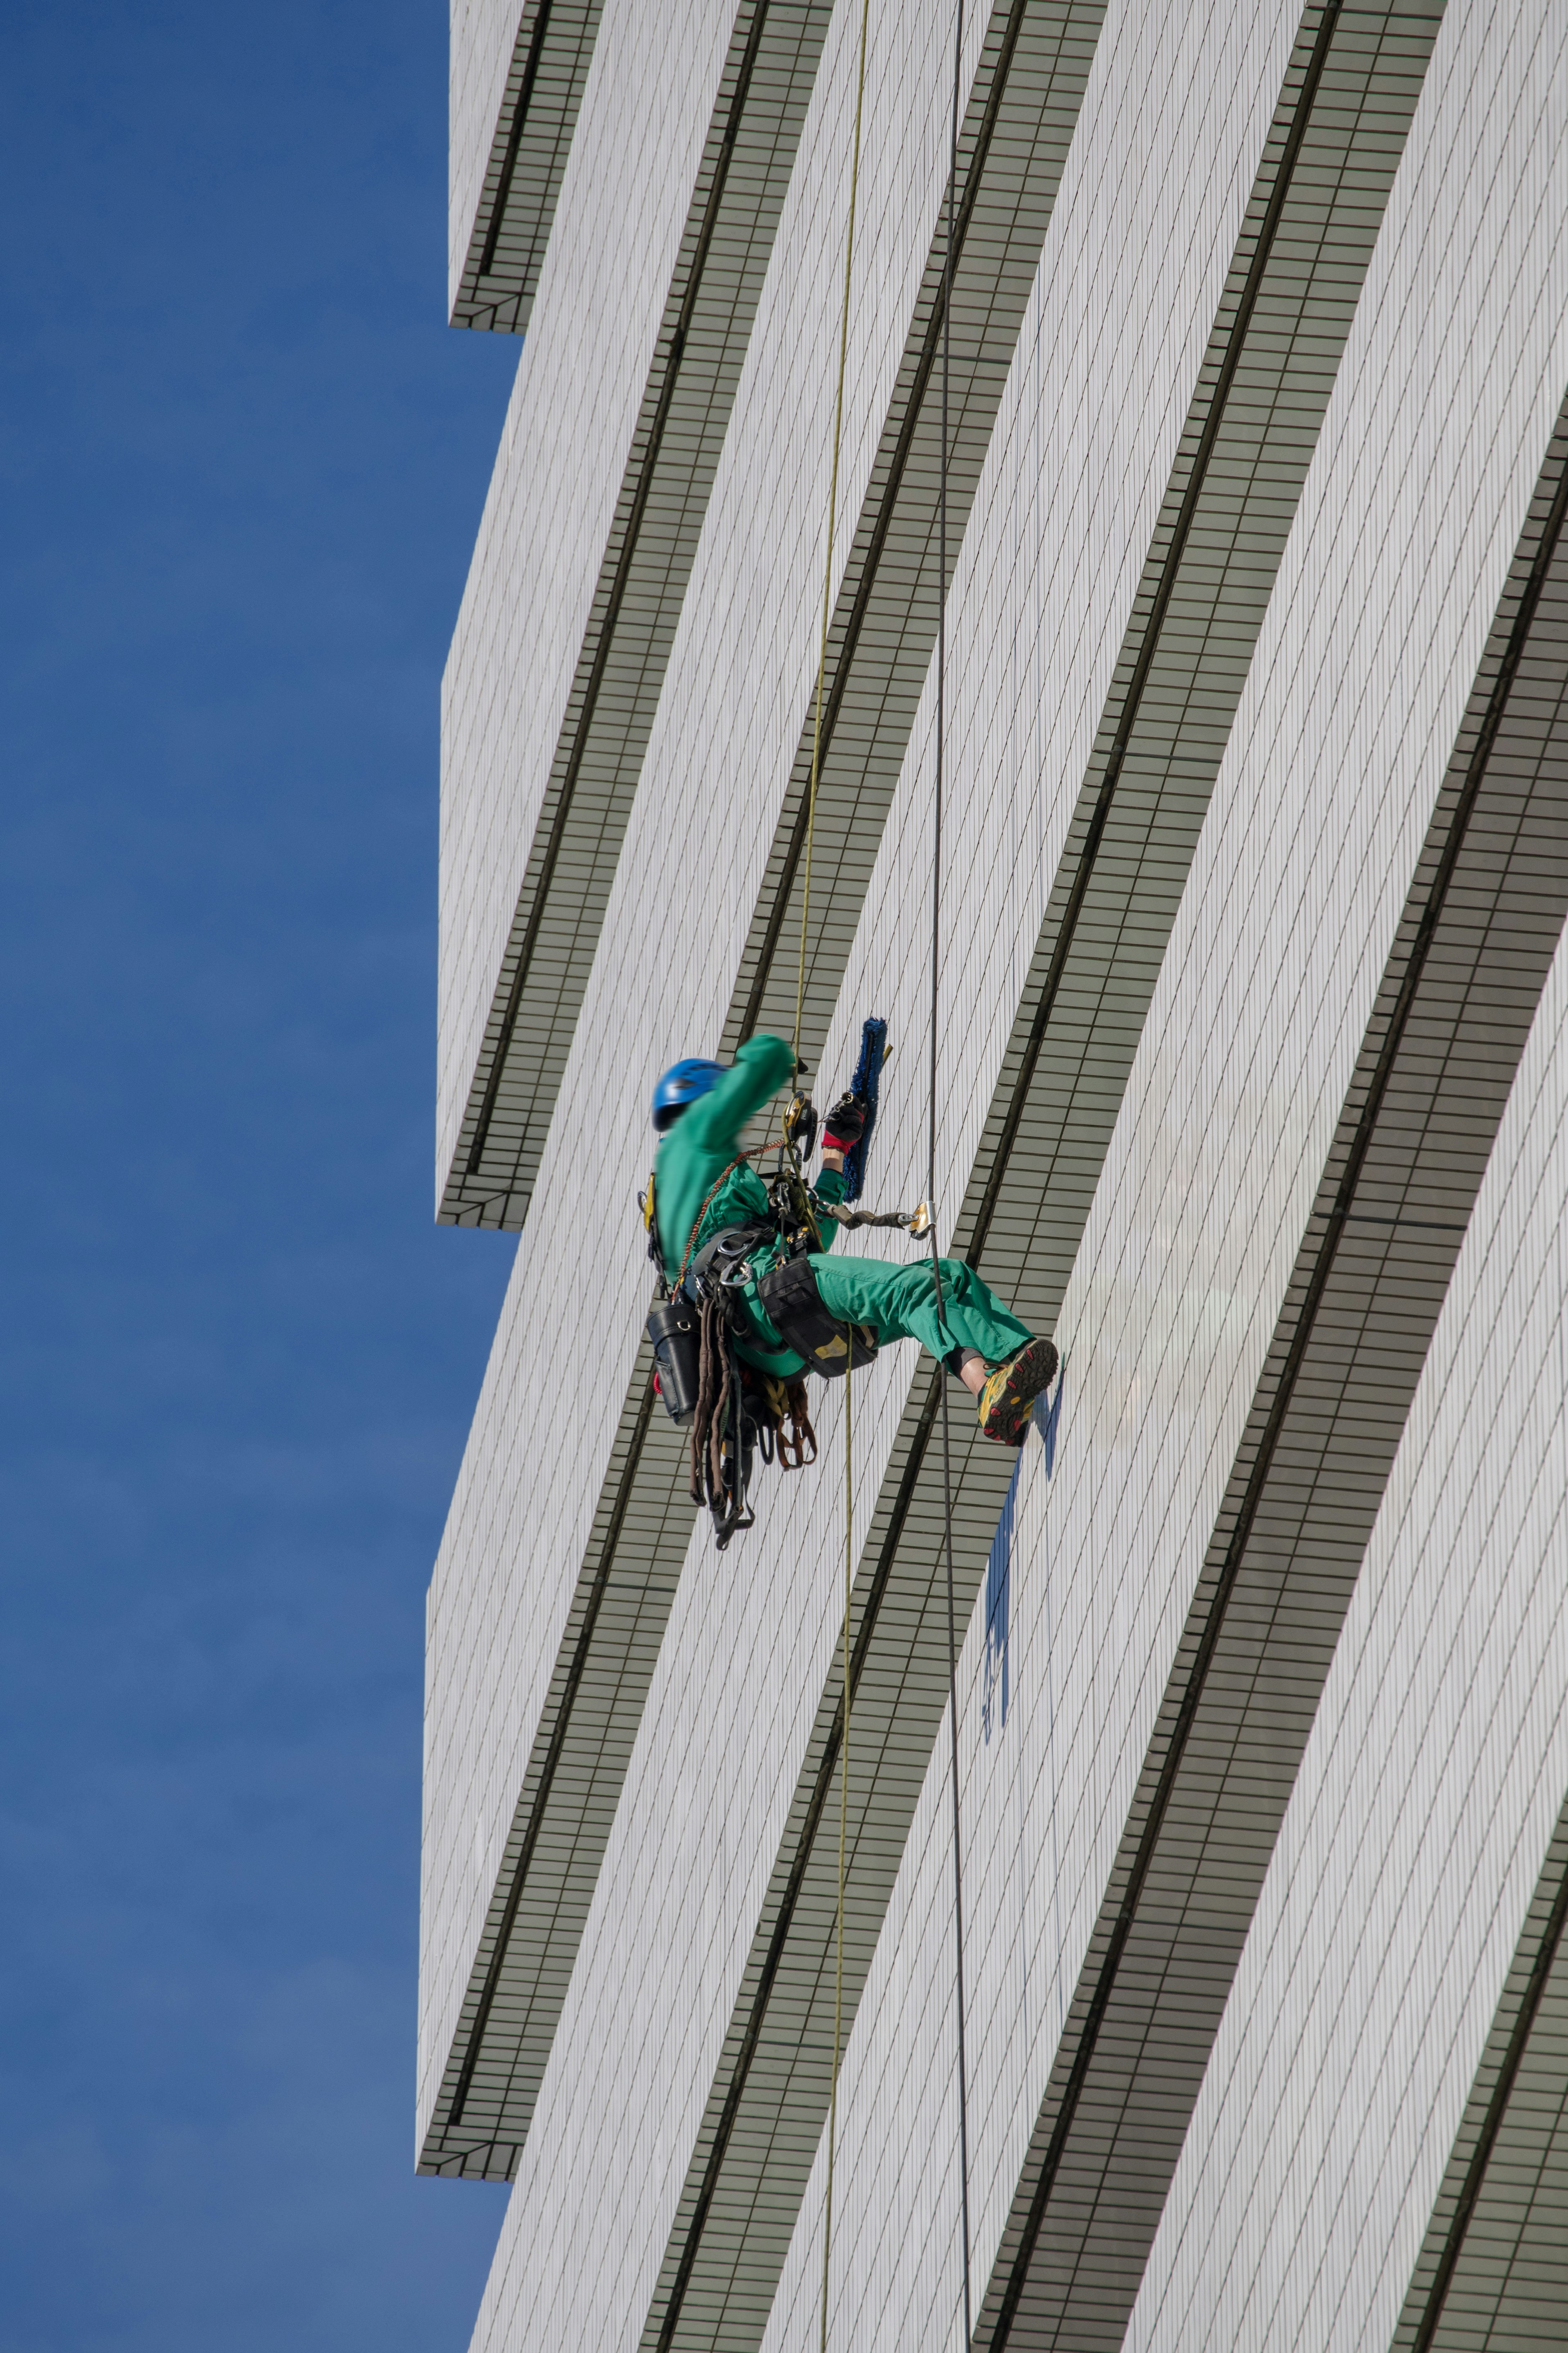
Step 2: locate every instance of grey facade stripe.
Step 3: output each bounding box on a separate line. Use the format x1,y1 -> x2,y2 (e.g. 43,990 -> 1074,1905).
453,0 -> 604,335
420,0 -> 1109,2191
981,412 -> 1568,2351
962,0 -> 1343,1254
644,6 -> 1459,2342
443,0 -> 834,1227
475,0 -> 557,285
441,1374 -> 657,2138
416,1354 -> 688,2177
1394,1796 -> 1568,2352
461,0 -> 784,1182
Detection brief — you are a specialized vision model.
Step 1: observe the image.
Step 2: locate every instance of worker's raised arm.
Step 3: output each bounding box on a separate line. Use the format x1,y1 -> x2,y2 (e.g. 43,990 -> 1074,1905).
681,1032 -> 796,1156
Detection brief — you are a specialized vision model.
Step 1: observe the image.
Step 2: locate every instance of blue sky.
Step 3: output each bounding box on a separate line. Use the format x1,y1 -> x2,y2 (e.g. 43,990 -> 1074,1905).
0,4 -> 521,2344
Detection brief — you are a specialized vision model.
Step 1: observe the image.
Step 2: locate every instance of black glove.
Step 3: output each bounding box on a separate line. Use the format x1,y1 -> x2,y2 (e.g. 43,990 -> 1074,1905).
822,1091 -> 866,1151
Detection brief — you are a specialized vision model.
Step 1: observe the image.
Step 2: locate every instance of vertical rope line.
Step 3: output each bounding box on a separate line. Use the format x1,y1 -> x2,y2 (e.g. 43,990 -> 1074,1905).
794,0 -> 873,1071
813,19 -> 873,2341
819,1329 -> 853,2353
927,2 -> 973,2341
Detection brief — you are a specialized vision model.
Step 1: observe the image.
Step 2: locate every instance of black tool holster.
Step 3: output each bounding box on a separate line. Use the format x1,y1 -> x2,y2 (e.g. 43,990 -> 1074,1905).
755,1256 -> 877,1380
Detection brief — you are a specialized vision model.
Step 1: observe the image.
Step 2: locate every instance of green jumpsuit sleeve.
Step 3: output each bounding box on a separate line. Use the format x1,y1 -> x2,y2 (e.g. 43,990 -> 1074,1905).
680,1031 -> 796,1155
654,1032 -> 797,1278
809,1165 -> 846,1251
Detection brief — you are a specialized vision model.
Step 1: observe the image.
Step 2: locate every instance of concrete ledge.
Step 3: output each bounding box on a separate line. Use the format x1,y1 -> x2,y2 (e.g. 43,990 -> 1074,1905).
449,0 -> 603,333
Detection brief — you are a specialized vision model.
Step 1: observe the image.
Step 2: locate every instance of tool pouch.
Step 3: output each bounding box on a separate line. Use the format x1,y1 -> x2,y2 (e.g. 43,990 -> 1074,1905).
755,1256 -> 878,1380
646,1297 -> 701,1425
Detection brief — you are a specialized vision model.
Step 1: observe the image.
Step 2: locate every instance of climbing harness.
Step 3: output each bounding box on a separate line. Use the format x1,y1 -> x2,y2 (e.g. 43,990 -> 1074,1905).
639,1117 -> 917,1542
642,1140 -> 837,1540
643,1135 -> 924,1541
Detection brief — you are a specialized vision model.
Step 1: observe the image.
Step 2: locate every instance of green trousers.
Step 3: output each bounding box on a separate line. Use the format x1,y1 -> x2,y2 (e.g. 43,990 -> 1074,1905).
808,1253 -> 1032,1367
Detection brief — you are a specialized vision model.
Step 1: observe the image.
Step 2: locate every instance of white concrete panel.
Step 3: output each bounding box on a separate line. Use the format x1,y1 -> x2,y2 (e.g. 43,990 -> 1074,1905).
420,0 -> 988,2171
437,0 -> 735,1202
454,0 -> 1318,2340
760,1 -> 1568,2344
1127,890 -> 1568,2353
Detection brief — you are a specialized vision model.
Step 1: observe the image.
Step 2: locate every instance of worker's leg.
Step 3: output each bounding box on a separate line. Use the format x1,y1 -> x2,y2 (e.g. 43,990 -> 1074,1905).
809,1253 -> 1033,1365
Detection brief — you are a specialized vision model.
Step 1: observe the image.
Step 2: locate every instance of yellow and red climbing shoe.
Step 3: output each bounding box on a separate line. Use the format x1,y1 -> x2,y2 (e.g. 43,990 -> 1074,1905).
977,1338 -> 1058,1445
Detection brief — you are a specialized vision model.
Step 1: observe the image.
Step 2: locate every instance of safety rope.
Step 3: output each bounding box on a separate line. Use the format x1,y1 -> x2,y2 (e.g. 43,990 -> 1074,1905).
819,1320 -> 853,2353
808,2 -> 978,2341
795,0 -> 873,1076
927,2 -> 974,2341
814,9 -> 872,2348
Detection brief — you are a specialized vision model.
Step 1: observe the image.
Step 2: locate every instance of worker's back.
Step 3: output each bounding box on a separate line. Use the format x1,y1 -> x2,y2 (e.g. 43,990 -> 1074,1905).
653,1033 -> 794,1278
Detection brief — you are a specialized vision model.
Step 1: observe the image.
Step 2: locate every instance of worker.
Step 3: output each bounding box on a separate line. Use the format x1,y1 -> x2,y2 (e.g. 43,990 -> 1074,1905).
650,1031 -> 1056,1444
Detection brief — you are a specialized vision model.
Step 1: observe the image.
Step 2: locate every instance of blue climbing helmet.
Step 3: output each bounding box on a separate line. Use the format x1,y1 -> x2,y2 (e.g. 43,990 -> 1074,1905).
652,1056 -> 724,1133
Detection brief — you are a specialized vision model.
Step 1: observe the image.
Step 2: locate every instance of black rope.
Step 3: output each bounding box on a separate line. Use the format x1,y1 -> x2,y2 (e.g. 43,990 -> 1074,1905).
929,0 -> 973,2340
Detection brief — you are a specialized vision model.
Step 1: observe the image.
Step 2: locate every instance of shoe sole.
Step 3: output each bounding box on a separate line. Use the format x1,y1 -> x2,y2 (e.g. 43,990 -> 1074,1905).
980,1337 -> 1059,1444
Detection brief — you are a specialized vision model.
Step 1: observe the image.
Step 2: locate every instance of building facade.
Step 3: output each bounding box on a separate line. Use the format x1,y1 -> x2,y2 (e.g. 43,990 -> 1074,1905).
421,2 -> 1568,2346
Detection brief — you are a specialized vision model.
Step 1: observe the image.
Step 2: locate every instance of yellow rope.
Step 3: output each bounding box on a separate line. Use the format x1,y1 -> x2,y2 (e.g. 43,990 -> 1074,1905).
794,0 -> 873,1076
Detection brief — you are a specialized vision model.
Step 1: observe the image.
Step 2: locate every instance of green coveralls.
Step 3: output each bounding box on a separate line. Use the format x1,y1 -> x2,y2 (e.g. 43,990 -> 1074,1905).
653,1032 -> 1034,1379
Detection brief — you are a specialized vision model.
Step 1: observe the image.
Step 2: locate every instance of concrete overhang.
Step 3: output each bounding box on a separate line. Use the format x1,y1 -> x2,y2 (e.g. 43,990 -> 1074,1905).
450,1 -> 603,335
